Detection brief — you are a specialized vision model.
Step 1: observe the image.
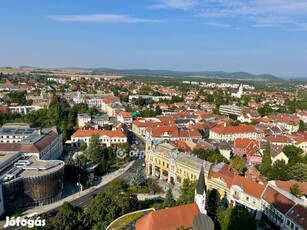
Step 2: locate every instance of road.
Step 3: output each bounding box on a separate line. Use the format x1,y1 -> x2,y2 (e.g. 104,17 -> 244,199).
4,159 -> 144,230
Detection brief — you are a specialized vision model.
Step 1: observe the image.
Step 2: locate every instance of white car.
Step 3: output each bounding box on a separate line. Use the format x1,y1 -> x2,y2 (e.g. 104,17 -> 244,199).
142,163 -> 145,167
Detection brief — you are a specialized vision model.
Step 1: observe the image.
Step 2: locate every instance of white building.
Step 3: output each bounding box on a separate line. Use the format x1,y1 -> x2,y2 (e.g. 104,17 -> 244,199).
219,105 -> 242,116
71,129 -> 127,147
231,84 -> 244,98
77,113 -> 92,128
117,112 -> 133,125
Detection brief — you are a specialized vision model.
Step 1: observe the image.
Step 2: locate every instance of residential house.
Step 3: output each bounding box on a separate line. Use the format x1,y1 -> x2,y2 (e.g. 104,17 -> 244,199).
284,204 -> 307,230
117,112 -> 133,126
261,185 -> 297,229
230,175 -> 266,220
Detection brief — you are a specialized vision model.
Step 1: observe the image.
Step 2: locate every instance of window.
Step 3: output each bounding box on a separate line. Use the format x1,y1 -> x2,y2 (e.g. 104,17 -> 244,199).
287,220 -> 290,226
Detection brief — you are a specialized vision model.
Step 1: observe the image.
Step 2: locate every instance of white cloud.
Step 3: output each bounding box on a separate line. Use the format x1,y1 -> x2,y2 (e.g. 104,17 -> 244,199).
151,0 -> 199,10
48,14 -> 161,23
204,21 -> 232,28
153,0 -> 307,29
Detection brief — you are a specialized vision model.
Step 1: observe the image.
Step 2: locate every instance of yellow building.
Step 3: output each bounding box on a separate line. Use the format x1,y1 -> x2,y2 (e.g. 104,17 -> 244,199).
145,142 -> 212,186
206,163 -> 237,201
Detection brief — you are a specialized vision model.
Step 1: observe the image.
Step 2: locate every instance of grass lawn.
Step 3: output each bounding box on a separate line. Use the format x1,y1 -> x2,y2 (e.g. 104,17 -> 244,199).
108,211 -> 148,230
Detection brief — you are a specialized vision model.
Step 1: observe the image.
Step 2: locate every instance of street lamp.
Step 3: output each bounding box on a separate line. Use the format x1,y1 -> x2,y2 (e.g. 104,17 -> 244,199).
77,174 -> 83,196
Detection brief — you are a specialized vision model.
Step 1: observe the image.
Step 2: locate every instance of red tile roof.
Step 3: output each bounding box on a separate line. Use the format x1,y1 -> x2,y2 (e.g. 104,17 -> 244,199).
232,176 -> 265,198
208,164 -> 237,187
211,125 -> 258,134
102,97 -> 120,104
132,117 -> 175,127
264,135 -> 292,143
287,204 -> 307,230
274,181 -> 307,195
135,203 -> 200,230
261,186 -> 295,214
118,111 -> 132,118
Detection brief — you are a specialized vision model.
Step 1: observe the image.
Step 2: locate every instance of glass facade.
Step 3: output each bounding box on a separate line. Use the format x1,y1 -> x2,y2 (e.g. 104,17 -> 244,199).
2,165 -> 64,212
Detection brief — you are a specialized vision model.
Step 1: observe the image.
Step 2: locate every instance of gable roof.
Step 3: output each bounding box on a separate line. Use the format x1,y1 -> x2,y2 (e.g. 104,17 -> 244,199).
287,204 -> 307,230
211,125 -> 258,134
135,203 -> 200,230
232,176 -> 266,198
261,186 -> 295,214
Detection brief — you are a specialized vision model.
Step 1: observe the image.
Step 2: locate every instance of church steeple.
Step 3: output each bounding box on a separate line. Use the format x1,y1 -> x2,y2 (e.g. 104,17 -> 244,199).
195,166 -> 207,214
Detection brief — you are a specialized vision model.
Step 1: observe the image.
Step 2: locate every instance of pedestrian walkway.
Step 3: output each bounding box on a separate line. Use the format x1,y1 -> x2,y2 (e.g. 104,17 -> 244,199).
137,194 -> 165,200
148,176 -> 181,199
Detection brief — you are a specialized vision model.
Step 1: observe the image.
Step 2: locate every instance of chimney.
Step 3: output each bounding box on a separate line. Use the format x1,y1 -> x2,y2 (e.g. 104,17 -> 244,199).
37,129 -> 42,135
224,122 -> 226,127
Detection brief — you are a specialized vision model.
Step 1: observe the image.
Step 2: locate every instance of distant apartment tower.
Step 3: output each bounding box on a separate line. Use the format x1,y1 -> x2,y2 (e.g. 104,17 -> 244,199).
219,105 -> 242,116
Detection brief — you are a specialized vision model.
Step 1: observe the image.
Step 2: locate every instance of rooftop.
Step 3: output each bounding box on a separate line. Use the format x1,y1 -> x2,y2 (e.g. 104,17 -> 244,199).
135,203 -> 200,230
0,127 -> 36,137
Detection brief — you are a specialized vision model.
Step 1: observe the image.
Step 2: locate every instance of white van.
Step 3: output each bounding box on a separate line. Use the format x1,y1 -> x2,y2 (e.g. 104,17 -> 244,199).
25,212 -> 38,220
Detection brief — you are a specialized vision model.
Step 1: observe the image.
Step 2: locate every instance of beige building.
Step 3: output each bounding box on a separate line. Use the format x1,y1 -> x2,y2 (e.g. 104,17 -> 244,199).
209,125 -> 265,141
101,97 -> 124,117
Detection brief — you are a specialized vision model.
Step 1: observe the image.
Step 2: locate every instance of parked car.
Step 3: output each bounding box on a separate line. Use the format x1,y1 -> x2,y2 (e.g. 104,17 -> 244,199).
47,210 -> 57,218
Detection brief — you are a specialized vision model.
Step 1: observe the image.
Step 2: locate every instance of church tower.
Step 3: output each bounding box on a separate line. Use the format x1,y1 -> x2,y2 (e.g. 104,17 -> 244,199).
238,83 -> 244,96
195,166 -> 207,215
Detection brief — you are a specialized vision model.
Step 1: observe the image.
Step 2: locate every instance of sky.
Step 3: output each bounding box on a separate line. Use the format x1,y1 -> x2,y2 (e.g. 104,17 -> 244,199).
1,0 -> 307,77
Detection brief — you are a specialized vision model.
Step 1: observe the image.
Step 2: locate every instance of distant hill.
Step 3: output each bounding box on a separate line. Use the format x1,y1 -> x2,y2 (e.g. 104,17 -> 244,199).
92,68 -> 282,81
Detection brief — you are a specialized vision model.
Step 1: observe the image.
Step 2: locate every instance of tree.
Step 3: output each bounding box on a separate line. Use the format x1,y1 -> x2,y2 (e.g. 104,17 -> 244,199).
259,142 -> 272,176
230,157 -> 245,175
86,192 -> 119,229
176,179 -> 196,205
282,145 -> 304,159
289,163 -> 307,181
155,106 -> 162,116
290,184 -> 302,198
105,179 -> 139,215
85,134 -> 103,163
79,143 -> 87,151
268,159 -> 289,181
258,104 -> 274,116
53,202 -> 89,230
228,206 -> 257,230
25,213 -> 53,230
207,153 -> 228,164
206,189 -> 221,219
299,120 -> 305,131
115,143 -> 132,165
217,206 -> 232,230
164,188 -> 176,208
130,167 -> 146,187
